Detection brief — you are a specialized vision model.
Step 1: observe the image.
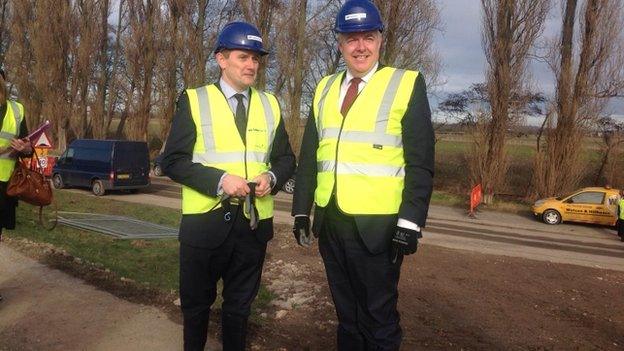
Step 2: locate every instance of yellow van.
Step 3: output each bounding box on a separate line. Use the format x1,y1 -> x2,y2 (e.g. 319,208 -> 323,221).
532,187 -> 620,226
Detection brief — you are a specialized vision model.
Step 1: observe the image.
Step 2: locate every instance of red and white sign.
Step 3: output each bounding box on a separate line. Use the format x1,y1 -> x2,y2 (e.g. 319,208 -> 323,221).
469,184 -> 482,216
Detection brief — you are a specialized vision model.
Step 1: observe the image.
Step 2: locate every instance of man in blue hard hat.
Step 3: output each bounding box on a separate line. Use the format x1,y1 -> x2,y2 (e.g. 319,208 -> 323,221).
292,0 -> 434,349
161,21 -> 295,351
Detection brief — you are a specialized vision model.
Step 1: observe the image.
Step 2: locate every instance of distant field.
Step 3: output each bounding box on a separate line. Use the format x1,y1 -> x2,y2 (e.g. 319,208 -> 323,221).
434,134 -> 607,198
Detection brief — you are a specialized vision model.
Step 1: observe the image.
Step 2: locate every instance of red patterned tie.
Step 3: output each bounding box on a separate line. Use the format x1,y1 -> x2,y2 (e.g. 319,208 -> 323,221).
341,77 -> 362,116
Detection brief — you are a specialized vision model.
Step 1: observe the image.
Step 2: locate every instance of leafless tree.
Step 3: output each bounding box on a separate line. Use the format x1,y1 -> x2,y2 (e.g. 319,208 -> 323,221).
154,0 -> 183,151
533,0 -> 624,197
594,116 -> 624,186
375,0 -> 443,89
5,1 -> 41,130
476,0 -> 549,203
0,0 -> 10,65
90,0 -> 113,140
120,0 -> 160,142
0,0 -> 446,157
67,1 -> 106,139
11,1 -> 73,151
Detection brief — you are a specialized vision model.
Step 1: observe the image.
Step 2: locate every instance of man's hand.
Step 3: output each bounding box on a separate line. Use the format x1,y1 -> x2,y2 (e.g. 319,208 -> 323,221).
293,216 -> 312,247
221,174 -> 250,197
252,172 -> 272,197
10,138 -> 32,154
390,226 -> 421,263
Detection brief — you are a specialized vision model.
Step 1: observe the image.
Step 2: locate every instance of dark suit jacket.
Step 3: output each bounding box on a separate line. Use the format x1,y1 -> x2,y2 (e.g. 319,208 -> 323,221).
292,66 -> 434,254
162,83 -> 296,249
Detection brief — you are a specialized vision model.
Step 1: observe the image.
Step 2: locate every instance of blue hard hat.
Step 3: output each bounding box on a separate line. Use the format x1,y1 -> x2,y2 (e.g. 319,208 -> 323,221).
214,21 -> 268,56
334,0 -> 384,33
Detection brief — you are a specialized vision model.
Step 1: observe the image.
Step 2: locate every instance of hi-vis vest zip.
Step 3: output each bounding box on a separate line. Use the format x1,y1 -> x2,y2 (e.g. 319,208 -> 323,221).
0,100 -> 24,182
313,67 -> 418,215
183,84 -> 280,219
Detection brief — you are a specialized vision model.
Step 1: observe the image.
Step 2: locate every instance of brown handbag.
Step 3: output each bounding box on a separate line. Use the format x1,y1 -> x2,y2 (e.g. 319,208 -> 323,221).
7,151 -> 53,207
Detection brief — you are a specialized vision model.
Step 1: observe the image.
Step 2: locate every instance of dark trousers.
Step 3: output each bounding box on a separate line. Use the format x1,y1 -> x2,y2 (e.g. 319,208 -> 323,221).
179,206 -> 267,351
319,199 -> 403,351
618,219 -> 624,240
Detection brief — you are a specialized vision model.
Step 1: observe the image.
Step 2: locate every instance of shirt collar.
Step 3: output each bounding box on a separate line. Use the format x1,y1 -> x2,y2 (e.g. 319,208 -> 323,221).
345,62 -> 379,85
219,77 -> 250,100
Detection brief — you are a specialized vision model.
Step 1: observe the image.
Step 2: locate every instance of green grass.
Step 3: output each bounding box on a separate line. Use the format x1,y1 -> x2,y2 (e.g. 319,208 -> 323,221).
435,139 -> 536,159
430,191 -> 465,206
7,190 -> 272,313
10,190 -> 181,291
430,189 -> 531,215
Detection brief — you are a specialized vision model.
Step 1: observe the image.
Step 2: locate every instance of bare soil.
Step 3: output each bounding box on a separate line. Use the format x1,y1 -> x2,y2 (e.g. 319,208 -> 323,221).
2,225 -> 624,350
251,224 -> 624,350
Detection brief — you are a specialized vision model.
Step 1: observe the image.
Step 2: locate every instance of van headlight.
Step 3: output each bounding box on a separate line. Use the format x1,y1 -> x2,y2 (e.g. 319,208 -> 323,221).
533,199 -> 546,207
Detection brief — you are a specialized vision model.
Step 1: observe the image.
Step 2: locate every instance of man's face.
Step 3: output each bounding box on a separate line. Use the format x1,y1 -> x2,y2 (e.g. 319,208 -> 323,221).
216,49 -> 260,91
338,31 -> 382,77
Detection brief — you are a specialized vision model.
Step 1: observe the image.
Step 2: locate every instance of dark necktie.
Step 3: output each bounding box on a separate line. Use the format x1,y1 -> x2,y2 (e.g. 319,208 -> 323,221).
340,77 -> 362,116
233,93 -> 247,144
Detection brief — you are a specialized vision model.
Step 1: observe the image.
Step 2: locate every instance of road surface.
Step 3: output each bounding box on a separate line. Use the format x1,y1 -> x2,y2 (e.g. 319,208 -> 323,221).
107,177 -> 624,272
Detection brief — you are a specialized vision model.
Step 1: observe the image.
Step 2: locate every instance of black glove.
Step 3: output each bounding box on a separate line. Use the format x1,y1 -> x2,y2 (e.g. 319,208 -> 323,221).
391,226 -> 421,263
293,216 -> 312,247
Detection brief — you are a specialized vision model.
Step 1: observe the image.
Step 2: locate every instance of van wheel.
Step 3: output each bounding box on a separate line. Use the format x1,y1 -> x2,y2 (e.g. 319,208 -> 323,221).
153,165 -> 163,177
542,209 -> 561,225
92,180 -> 105,196
282,178 -> 295,194
52,174 -> 64,189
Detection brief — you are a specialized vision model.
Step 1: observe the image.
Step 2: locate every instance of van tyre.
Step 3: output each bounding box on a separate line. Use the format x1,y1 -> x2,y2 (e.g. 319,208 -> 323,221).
542,209 -> 561,225
92,180 -> 105,196
153,164 -> 163,177
282,178 -> 295,194
52,174 -> 64,189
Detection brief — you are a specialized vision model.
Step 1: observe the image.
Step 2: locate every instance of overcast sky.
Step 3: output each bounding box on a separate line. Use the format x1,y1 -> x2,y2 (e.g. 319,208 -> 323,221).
433,0 -> 623,115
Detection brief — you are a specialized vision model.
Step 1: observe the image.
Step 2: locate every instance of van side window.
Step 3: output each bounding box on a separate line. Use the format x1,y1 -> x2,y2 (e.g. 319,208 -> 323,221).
66,148 -> 75,162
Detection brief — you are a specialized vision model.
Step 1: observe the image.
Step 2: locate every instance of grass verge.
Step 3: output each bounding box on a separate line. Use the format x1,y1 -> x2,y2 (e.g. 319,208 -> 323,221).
4,189 -> 272,315
430,190 -> 531,214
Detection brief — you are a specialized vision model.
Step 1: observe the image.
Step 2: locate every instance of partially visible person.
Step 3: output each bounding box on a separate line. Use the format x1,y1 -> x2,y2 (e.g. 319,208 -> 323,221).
0,67 -> 33,302
618,189 -> 624,242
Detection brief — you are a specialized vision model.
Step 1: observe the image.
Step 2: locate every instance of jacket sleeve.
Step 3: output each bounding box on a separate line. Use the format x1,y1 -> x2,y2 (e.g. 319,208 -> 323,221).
291,108 -> 318,216
161,91 -> 226,197
18,112 -> 33,157
268,114 -> 296,195
398,73 -> 435,227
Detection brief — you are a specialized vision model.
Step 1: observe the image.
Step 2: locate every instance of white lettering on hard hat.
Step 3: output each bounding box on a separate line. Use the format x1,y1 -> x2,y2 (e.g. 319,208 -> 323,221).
247,35 -> 263,43
345,13 -> 367,21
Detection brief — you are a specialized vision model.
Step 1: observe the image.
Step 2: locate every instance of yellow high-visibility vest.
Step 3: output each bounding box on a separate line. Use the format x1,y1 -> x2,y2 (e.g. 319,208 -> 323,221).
0,100 -> 24,182
182,84 -> 280,219
618,199 -> 624,220
313,67 -> 418,214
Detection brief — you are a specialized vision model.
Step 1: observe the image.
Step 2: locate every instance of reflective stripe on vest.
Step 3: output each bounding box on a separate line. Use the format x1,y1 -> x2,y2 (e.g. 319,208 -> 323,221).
0,101 -> 23,181
192,86 -> 276,165
312,67 -> 418,214
182,84 -> 280,218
